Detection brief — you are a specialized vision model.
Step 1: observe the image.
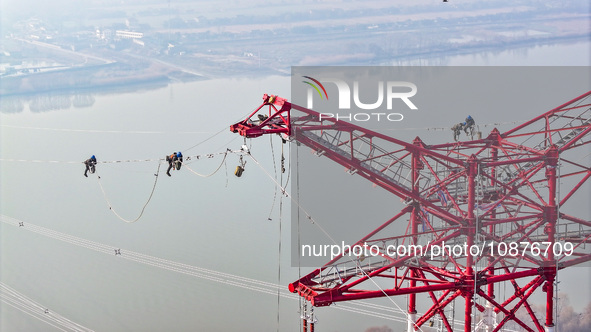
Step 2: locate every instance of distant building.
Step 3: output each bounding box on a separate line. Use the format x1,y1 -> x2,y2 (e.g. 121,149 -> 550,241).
115,30 -> 144,40
95,28 -> 113,40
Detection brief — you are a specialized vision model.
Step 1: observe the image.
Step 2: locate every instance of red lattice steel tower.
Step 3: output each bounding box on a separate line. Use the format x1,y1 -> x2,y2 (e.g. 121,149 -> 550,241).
230,92 -> 591,332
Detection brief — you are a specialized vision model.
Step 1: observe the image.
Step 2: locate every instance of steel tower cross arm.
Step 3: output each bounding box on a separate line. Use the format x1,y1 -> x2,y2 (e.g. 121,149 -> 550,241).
229,94 -> 292,138
230,94 -> 467,223
229,92 -> 591,332
230,94 -> 476,305
500,90 -> 591,153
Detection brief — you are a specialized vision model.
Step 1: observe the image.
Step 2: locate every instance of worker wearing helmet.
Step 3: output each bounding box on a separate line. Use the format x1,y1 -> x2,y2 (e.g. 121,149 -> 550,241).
166,152 -> 177,177
451,123 -> 464,142
84,155 -> 97,177
464,115 -> 475,136
175,151 -> 183,170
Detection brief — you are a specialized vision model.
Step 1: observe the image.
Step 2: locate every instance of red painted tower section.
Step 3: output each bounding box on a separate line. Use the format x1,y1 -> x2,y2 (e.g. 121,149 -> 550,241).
231,92 -> 591,331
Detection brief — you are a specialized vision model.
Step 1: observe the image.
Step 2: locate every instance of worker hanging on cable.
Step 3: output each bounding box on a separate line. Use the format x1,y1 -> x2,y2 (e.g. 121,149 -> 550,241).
464,115 -> 475,138
451,122 -> 464,142
166,152 -> 178,177
83,155 -> 97,177
175,151 -> 183,170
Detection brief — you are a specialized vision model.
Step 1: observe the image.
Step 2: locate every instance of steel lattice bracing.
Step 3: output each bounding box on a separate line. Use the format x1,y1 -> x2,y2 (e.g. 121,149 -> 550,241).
230,92 -> 591,332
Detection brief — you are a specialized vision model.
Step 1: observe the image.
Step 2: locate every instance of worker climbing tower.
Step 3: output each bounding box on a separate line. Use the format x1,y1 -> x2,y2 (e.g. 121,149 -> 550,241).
230,90 -> 591,331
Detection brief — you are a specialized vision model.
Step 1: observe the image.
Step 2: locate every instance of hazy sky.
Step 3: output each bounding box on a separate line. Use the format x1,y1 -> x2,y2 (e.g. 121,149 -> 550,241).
1,1 -> 590,331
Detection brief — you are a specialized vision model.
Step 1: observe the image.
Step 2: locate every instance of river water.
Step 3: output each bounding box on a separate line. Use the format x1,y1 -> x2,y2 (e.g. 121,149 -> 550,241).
1,41 -> 590,332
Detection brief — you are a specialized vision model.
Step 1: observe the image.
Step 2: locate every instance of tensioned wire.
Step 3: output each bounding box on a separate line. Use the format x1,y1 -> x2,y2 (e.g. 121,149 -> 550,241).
2,213 -> 524,331
246,146 -> 528,331
1,150 -> 243,223
1,118 -> 526,135
245,148 -> 429,332
0,282 -> 94,332
0,214 -> 414,325
3,109 -> 553,328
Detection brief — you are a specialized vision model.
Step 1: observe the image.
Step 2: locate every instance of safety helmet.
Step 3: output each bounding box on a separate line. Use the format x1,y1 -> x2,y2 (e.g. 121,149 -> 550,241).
463,122 -> 466,126
177,151 -> 182,157
91,155 -> 96,159
467,115 -> 472,119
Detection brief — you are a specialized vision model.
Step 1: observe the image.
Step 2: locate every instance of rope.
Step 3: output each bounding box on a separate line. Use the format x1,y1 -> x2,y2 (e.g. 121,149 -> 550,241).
182,151 -> 230,178
1,150 -> 242,225
276,136 -> 285,332
296,139 -> 303,332
246,149 -> 426,331
268,135 -> 279,221
276,194 -> 283,332
224,157 -> 229,187
281,141 -> 291,189
95,163 -> 161,223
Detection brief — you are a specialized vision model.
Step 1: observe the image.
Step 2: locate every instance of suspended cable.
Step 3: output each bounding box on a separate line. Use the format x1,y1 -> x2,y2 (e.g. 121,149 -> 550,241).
0,282 -> 94,332
224,157 -> 229,187
95,163 -> 161,223
473,163 -> 482,330
575,150 -> 591,163
181,150 -> 231,178
181,126 -> 229,153
296,139 -> 303,332
268,135 -> 279,221
349,119 -> 526,133
0,150 -> 235,165
0,297 -> 78,332
246,148 -> 427,332
181,107 -> 262,154
554,155 -> 562,331
0,158 -> 160,164
211,135 -> 241,154
276,136 -> 284,332
4,149 -> 243,224
1,215 -> 288,294
1,118 -> 526,136
0,159 -> 85,164
281,140 -> 291,189
276,196 -> 282,332
0,298 -> 68,332
1,214 -> 417,324
0,124 -> 213,135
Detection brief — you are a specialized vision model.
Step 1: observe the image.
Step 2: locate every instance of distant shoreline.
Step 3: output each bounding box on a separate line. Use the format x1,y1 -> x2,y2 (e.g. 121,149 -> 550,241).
0,36 -> 588,100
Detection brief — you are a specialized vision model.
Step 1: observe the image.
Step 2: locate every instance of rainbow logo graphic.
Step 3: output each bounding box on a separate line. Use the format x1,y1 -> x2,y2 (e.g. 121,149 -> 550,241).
302,76 -> 329,100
